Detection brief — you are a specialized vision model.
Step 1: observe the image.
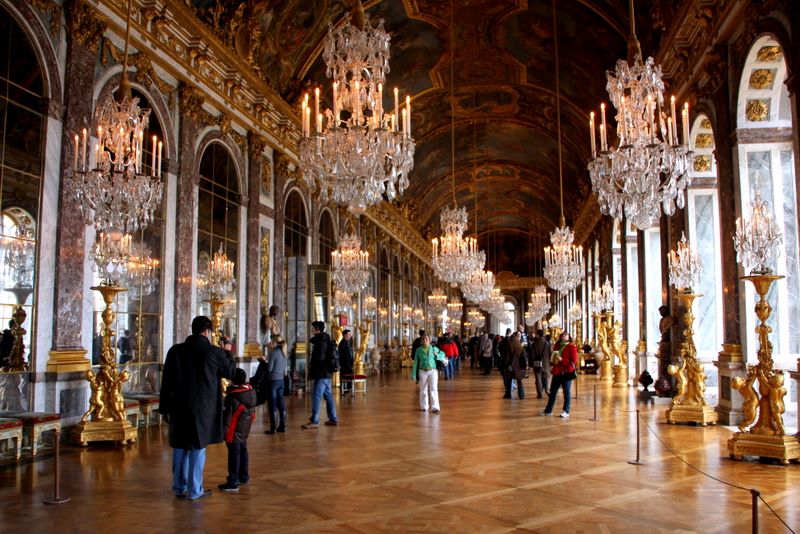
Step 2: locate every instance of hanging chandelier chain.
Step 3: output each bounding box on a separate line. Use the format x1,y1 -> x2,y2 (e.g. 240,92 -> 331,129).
449,0 -> 456,208
552,0 -> 564,220
122,0 -> 133,72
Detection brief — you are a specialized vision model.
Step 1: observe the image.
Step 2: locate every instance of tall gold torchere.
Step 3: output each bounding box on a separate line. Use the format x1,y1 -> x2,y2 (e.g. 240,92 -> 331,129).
598,312 -> 613,382
207,297 -> 226,347
4,287 -> 33,372
728,275 -> 800,463
666,292 -> 718,425
400,320 -> 413,367
354,318 -> 372,376
73,284 -> 137,446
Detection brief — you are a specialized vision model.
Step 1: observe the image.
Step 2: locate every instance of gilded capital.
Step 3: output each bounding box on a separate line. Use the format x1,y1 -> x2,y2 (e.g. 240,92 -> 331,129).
66,0 -> 104,52
178,83 -> 206,124
248,132 -> 266,157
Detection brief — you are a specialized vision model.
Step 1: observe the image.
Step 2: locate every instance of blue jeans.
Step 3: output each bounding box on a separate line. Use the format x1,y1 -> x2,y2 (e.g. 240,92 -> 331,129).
268,379 -> 286,430
172,447 -> 206,499
453,355 -> 461,371
544,375 -> 572,414
310,378 -> 337,424
503,375 -> 525,398
226,442 -> 249,485
444,359 -> 454,379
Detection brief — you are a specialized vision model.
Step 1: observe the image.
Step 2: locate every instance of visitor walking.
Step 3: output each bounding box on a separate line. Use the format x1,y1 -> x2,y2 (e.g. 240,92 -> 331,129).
218,368 -> 256,492
541,332 -> 579,418
302,321 -> 339,429
411,334 -> 446,413
264,335 -> 288,434
502,333 -> 527,399
530,329 -> 551,398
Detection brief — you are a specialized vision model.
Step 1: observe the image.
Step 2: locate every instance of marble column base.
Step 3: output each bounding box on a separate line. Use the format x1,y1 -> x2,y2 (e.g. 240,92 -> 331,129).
46,349 -> 90,373
714,343 -> 745,426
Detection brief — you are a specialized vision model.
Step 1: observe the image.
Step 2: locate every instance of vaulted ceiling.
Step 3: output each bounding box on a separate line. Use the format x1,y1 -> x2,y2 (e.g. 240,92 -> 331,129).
189,0 -> 671,276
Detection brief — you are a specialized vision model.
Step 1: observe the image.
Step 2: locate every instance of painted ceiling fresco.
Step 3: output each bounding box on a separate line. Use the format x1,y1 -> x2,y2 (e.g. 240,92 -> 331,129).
188,0 -> 668,276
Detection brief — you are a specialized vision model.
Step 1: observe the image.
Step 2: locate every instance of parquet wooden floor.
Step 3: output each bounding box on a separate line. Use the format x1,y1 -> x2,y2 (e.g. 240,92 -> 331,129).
1,369 -> 799,533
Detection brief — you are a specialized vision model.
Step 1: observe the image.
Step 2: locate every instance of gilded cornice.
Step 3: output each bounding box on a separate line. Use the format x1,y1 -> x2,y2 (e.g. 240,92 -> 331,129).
30,0 -> 61,38
573,193 -> 603,248
365,202 -> 432,268
90,0 -> 300,156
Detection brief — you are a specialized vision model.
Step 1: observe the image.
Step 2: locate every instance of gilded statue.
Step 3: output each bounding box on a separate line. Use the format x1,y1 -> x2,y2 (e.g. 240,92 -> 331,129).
667,360 -> 687,402
752,365 -> 786,436
606,320 -> 626,366
731,370 -> 758,432
82,370 -> 108,423
597,319 -> 610,363
355,322 -> 370,365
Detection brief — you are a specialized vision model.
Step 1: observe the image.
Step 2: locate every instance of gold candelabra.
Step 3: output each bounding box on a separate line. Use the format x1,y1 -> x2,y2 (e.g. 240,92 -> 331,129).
73,284 -> 137,446
598,311 -> 613,381
665,292 -> 717,425
4,287 -> 32,372
354,318 -> 372,376
728,274 -> 800,463
207,297 -> 227,347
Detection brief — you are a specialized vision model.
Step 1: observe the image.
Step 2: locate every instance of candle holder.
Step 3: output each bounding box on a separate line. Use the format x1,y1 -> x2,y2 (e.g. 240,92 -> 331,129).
665,291 -> 718,425
73,284 -> 137,446
728,274 -> 800,463
597,311 -> 614,382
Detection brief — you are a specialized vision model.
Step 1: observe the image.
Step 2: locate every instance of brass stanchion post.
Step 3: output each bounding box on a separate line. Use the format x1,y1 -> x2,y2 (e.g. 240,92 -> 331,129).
589,384 -> 599,421
628,409 -> 645,465
43,429 -> 70,505
750,489 -> 759,534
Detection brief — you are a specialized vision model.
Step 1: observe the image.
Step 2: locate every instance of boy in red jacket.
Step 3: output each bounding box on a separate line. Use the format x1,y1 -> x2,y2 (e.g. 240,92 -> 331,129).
218,368 -> 257,492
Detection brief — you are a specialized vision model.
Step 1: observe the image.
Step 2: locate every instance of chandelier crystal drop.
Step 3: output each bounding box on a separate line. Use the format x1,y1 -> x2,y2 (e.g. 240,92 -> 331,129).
548,312 -> 563,330
733,186 -> 783,275
668,232 -> 703,291
432,206 -> 485,286
331,232 -> 370,294
2,227 -> 35,289
427,287 -> 448,316
568,302 -> 582,322
482,287 -> 506,317
298,7 -> 415,215
587,0 -> 692,230
91,232 -> 133,285
544,218 -> 584,293
528,285 -> 550,322
333,290 -> 354,313
447,298 -> 463,321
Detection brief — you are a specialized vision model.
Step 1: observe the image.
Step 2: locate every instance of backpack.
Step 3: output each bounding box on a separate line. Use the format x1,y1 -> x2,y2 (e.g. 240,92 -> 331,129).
326,339 -> 340,373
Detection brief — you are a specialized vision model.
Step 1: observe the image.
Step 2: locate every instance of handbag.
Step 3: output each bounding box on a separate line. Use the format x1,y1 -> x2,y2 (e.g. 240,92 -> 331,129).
435,358 -> 446,371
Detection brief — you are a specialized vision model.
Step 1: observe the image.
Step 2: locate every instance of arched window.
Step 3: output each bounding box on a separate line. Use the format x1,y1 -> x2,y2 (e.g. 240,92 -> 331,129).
197,143 -> 240,347
644,225 -> 662,355
611,219 -> 623,322
392,255 -> 400,343
687,114 -> 723,360
283,190 -> 308,351
624,221 -> 639,348
379,248 -> 390,345
318,210 -> 335,267
0,9 -> 45,384
736,36 -> 798,365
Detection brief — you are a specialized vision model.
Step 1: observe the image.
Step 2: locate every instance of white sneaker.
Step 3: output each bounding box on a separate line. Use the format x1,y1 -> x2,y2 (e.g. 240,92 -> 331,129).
540,411 -> 552,416
559,412 -> 570,418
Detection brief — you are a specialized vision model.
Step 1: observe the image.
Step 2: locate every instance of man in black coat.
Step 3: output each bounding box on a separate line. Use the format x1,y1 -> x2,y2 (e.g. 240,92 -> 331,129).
160,316 -> 236,501
339,329 -> 354,375
301,321 -> 339,429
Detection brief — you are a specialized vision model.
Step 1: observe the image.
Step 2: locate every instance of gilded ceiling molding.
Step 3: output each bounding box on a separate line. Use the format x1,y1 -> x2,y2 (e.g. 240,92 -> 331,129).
91,0 -> 300,157
365,202 -> 432,268
495,272 -> 546,291
572,193 -> 603,248
30,0 -> 61,37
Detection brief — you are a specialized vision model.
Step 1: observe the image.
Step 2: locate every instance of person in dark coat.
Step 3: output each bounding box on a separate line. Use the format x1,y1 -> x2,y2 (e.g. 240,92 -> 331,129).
301,321 -> 339,429
502,333 -> 527,399
264,335 -> 288,434
530,329 -> 552,398
218,368 -> 256,492
160,316 -> 236,501
339,329 -> 354,376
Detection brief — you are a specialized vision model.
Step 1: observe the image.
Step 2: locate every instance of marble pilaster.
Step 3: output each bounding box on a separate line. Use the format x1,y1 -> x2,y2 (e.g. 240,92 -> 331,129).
47,2 -> 104,371
172,83 -> 203,340
243,133 -> 266,357
273,153 -> 290,316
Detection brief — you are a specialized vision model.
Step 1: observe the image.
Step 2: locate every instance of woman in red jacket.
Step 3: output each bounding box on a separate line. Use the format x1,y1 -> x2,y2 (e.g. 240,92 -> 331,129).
541,332 -> 579,418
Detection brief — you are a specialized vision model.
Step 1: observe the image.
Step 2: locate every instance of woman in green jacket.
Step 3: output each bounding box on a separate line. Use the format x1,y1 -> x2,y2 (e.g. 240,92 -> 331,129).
411,334 -> 446,413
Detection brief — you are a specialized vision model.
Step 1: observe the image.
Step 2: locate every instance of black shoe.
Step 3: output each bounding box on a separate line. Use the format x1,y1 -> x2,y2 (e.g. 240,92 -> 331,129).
265,428 -> 276,435
277,424 -> 286,433
217,483 -> 239,493
502,395 -> 511,399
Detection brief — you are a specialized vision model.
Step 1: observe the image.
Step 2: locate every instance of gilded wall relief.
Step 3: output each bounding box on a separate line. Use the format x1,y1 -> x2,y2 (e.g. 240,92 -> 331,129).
694,155 -> 712,173
260,228 -> 270,314
756,46 -> 782,62
745,99 -> 769,121
694,134 -> 713,148
748,68 -> 775,90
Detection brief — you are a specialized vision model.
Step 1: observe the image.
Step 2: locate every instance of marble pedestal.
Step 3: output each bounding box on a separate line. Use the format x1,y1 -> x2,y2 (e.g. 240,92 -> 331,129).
713,343 -> 746,426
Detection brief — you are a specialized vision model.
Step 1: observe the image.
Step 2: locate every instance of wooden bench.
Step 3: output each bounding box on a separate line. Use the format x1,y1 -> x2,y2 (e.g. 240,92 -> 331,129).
129,395 -> 161,426
340,374 -> 367,396
10,412 -> 61,457
0,418 -> 22,460
124,399 -> 140,428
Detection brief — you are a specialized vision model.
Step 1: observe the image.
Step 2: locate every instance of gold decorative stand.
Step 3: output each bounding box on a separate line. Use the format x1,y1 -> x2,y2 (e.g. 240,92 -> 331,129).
400,320 -> 413,367
207,297 -> 226,347
612,364 -> 629,387
354,318 -> 371,376
728,275 -> 800,463
598,313 -> 613,382
73,285 -> 137,446
666,293 -> 718,425
4,287 -> 32,371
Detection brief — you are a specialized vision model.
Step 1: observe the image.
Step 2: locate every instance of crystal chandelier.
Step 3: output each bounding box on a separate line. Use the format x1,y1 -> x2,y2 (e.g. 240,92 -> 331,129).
331,232 -> 369,293
91,231 -> 132,285
524,309 -> 536,327
589,287 -> 601,315
544,4 -> 584,293
201,244 -> 236,300
447,298 -> 463,321
2,226 -> 35,289
568,302 -> 582,323
414,308 -> 424,326
432,206 -> 485,286
363,294 -> 377,318
461,267 -> 494,304
427,287 -> 448,317
587,1 -> 692,230
528,285 -> 550,323
668,232 -> 703,291
123,242 -> 160,300
468,307 -> 485,329
482,287 -> 506,317
298,2 -> 414,215
733,186 -> 782,275
333,289 -> 353,313
548,312 -> 563,330
598,276 -> 615,312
